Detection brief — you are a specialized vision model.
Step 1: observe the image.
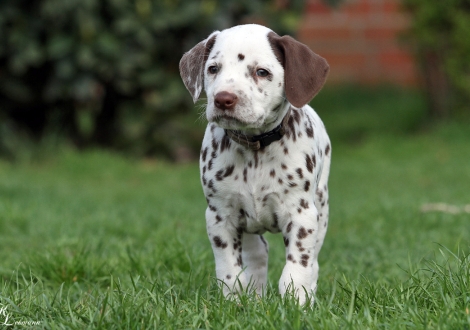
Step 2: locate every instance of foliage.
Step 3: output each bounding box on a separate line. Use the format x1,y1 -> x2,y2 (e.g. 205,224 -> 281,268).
0,0 -> 305,160
402,0 -> 470,118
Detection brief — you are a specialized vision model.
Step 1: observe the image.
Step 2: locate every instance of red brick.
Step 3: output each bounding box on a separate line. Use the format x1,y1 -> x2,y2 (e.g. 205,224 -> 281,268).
342,0 -> 371,15
305,0 -> 332,14
320,52 -> 368,68
382,0 -> 402,14
368,13 -> 411,29
298,26 -> 353,40
303,39 -> 372,55
379,49 -> 414,66
364,27 -> 400,40
298,0 -> 418,85
300,14 -> 370,30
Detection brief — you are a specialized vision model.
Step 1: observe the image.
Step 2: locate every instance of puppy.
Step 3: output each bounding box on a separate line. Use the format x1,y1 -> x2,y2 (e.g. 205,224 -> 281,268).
179,24 -> 330,305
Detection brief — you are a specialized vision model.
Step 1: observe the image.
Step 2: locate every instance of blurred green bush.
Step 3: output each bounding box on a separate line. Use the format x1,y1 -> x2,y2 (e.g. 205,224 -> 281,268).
0,0 -> 305,160
403,0 -> 470,119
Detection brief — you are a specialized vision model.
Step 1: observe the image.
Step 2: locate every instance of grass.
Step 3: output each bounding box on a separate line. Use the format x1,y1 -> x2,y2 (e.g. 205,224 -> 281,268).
0,86 -> 469,329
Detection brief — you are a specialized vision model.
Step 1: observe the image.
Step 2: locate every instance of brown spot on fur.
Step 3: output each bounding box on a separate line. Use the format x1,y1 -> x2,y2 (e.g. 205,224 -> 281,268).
213,236 -> 227,249
238,53 -> 245,61
215,169 -> 224,181
316,189 -> 324,200
220,134 -> 231,152
306,123 -> 314,138
211,138 -> 218,153
235,254 -> 243,267
292,109 -> 301,124
304,180 -> 310,192
286,221 -> 293,233
270,169 -> 276,177
208,180 -> 216,192
201,147 -> 208,162
272,213 -> 279,228
296,241 -> 305,252
224,165 -> 235,178
297,227 -> 308,239
300,199 -> 309,209
300,254 -> 309,267
287,115 -> 296,142
202,174 -> 207,186
306,154 -> 314,173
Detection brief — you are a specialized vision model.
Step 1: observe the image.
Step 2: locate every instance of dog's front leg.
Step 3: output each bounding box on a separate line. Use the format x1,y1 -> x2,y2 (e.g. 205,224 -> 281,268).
279,206 -> 319,305
206,207 -> 247,298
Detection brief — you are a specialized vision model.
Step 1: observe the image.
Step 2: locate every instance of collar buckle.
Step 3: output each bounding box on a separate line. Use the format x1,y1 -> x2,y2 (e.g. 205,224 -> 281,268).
254,124 -> 283,149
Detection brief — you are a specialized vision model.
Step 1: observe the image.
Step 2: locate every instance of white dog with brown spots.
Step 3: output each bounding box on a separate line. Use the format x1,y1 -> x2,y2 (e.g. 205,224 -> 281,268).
180,24 -> 331,305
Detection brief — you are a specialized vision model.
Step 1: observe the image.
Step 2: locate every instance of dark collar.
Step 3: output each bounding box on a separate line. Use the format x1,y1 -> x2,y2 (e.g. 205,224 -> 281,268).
225,108 -> 291,151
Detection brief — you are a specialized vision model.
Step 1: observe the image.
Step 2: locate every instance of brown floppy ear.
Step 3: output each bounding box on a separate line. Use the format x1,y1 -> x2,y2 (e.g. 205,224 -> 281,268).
268,32 -> 329,108
179,31 -> 219,103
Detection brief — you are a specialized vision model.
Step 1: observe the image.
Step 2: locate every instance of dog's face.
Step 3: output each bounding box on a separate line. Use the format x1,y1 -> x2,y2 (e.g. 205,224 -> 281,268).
203,25 -> 285,131
180,24 -> 329,132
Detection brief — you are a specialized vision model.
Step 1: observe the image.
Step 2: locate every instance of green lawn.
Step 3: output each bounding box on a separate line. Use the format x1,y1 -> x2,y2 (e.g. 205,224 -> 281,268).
0,87 -> 469,329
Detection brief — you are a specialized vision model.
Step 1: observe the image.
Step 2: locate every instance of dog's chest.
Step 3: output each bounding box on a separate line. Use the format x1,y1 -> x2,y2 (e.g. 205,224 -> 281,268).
200,108 -> 325,234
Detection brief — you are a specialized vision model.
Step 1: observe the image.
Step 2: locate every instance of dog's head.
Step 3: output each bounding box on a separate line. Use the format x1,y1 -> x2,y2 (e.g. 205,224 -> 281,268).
180,24 -> 329,132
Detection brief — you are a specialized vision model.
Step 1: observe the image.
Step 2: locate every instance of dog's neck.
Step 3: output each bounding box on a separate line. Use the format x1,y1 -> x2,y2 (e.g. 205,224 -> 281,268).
225,104 -> 292,151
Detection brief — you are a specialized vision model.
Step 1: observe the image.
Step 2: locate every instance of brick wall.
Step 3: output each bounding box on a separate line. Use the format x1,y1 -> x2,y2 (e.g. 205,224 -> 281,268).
297,0 -> 418,85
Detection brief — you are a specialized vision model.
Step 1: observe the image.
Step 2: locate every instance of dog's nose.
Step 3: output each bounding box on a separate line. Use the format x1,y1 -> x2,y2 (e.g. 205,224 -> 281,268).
214,92 -> 238,111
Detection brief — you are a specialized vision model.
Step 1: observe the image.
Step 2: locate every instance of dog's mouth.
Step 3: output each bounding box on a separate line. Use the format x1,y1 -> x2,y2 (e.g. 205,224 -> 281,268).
212,113 -> 255,130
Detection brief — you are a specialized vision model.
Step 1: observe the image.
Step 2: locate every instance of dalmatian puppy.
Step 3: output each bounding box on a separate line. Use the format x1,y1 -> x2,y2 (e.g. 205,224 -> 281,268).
179,24 -> 330,305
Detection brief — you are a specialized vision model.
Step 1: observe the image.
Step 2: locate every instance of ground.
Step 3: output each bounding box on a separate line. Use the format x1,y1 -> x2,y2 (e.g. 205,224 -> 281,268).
0,86 -> 469,329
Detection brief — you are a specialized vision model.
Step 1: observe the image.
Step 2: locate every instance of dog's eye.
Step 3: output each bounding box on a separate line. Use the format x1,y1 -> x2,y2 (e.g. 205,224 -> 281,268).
208,66 -> 219,74
256,69 -> 269,77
